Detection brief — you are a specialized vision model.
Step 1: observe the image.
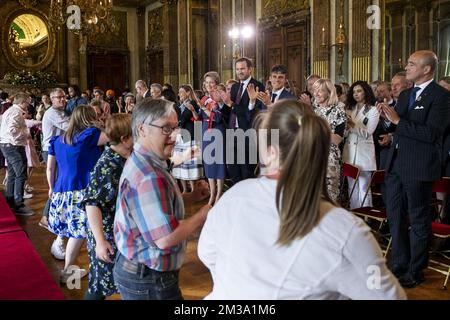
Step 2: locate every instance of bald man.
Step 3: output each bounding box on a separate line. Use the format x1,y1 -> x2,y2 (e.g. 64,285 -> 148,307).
379,50 -> 450,288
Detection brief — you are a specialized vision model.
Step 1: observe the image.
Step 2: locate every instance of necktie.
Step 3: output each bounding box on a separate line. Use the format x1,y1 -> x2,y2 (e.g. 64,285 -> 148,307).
271,93 -> 277,103
408,87 -> 420,111
235,82 -> 244,105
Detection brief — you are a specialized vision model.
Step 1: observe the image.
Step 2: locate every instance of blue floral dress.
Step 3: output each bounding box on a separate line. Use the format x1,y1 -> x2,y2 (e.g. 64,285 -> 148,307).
48,127 -> 103,238
83,147 -> 125,297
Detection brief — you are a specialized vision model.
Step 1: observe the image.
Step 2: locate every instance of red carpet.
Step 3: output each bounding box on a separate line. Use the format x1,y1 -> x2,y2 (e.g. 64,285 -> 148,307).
0,193 -> 65,300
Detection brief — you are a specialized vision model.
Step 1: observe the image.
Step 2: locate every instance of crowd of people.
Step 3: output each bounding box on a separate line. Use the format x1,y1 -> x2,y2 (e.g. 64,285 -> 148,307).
0,49 -> 449,299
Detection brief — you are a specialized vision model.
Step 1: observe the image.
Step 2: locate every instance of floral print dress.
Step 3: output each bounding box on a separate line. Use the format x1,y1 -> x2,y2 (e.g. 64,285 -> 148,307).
313,102 -> 347,201
83,147 -> 126,297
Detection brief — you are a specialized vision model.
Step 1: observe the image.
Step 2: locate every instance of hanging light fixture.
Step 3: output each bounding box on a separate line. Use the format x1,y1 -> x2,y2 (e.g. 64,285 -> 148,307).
48,0 -> 117,53
17,0 -> 37,9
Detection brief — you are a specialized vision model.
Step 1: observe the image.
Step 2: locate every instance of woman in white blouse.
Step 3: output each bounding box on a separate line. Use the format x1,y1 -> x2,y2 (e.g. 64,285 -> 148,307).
197,100 -> 405,300
343,81 -> 380,209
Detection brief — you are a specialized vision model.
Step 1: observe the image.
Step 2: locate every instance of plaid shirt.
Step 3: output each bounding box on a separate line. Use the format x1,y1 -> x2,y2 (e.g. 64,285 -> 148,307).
114,143 -> 186,271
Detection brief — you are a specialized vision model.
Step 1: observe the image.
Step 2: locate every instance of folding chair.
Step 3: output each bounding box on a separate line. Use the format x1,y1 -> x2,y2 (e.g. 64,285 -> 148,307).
430,177 -> 450,222
351,170 -> 392,256
428,222 -> 450,289
340,163 -> 360,209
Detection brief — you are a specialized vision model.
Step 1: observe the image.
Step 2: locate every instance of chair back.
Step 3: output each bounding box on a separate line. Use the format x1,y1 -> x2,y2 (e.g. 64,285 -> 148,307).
432,177 -> 450,194
341,163 -> 360,208
361,170 -> 385,207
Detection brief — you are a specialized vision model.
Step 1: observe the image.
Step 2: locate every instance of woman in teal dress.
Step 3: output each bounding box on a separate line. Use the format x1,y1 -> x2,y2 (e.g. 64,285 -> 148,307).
83,114 -> 133,300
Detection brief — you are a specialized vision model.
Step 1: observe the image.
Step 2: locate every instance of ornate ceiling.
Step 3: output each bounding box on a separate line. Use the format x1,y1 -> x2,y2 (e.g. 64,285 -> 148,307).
12,14 -> 48,47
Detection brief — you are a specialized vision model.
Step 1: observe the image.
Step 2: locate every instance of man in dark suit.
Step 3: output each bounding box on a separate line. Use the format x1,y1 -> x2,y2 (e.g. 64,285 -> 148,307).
438,79 -> 450,223
135,80 -> 151,103
228,57 -> 265,184
254,64 -> 297,108
380,50 -> 450,288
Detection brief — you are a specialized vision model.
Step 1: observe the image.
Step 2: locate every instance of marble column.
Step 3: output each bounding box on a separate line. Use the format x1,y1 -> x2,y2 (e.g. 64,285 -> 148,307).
67,30 -> 80,86
162,0 -> 180,88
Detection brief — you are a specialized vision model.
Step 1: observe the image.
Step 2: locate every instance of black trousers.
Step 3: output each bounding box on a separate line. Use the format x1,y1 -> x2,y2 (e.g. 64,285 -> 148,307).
226,131 -> 257,184
386,156 -> 433,274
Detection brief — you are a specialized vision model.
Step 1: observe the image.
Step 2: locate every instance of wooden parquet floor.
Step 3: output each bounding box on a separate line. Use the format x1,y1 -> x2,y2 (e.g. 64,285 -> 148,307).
3,166 -> 450,300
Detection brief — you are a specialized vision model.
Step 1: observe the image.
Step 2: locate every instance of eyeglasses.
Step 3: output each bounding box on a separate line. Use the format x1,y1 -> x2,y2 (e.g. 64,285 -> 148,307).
144,123 -> 179,135
51,95 -> 66,100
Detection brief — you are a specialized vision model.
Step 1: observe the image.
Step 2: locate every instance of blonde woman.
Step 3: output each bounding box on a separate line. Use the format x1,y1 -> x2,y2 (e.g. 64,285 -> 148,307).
343,81 -> 379,209
47,105 -> 109,282
312,79 -> 347,202
197,71 -> 227,206
198,100 -> 405,300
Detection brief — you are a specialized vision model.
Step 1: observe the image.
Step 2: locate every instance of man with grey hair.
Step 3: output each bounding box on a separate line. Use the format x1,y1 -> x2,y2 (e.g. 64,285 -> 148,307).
40,88 -> 70,258
299,74 -> 320,106
150,83 -> 163,99
380,50 -> 450,288
135,80 -> 151,101
113,99 -> 210,300
0,92 -> 33,215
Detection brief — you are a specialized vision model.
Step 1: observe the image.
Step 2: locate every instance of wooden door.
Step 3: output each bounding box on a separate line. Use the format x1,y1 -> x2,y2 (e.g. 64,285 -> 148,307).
146,50 -> 164,86
88,54 -> 128,94
264,24 -> 306,91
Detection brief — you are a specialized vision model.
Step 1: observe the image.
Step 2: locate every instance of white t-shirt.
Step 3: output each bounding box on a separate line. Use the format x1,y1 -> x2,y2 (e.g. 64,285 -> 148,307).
41,107 -> 70,152
198,177 -> 406,300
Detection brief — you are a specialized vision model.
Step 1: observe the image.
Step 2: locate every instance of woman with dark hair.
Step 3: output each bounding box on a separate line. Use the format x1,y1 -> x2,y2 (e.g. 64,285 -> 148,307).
198,99 -> 405,300
172,84 -> 203,192
343,80 -> 380,208
47,105 -> 109,282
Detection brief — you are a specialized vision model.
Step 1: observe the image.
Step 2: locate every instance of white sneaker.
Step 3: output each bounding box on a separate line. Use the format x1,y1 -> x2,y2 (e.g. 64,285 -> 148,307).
51,237 -> 66,260
60,268 -> 88,284
23,191 -> 33,199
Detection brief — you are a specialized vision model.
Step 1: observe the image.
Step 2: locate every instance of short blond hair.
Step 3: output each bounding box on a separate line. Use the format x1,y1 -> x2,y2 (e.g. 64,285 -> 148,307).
313,78 -> 339,106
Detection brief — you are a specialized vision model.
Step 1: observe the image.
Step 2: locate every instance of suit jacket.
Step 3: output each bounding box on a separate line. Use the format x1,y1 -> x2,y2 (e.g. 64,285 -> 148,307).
275,88 -> 297,101
385,81 -> 450,181
176,100 -> 199,141
443,124 -> 450,172
230,77 -> 265,130
143,90 -> 152,99
373,100 -> 396,169
343,106 -> 380,171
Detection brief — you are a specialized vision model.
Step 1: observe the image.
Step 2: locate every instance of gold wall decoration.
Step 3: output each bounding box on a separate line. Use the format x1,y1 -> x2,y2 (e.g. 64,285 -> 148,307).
148,7 -> 164,51
352,0 -> 371,82
312,0 -> 329,77
1,7 -> 56,70
262,0 -> 308,18
87,10 -> 125,49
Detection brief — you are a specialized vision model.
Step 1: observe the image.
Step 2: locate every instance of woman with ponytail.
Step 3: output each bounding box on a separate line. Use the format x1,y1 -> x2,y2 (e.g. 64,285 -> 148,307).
198,100 -> 405,300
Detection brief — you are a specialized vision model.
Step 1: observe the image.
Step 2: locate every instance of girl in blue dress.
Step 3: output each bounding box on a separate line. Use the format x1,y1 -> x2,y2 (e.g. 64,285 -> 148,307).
47,105 -> 109,282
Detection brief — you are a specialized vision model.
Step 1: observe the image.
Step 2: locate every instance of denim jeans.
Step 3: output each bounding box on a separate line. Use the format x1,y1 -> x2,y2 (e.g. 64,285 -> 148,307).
113,253 -> 183,300
0,145 -> 27,209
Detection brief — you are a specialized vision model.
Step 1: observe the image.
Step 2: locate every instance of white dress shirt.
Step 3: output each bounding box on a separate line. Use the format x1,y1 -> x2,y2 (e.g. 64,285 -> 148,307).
42,107 -> 70,151
198,177 -> 406,300
236,77 -> 253,128
413,78 -> 434,100
0,104 -> 29,146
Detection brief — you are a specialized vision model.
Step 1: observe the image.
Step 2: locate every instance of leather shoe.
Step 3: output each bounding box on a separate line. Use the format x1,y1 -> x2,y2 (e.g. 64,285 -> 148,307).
399,272 -> 425,288
389,265 -> 407,279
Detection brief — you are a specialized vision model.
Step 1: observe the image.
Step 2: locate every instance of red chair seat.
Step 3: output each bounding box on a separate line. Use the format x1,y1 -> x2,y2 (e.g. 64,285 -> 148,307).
352,207 -> 387,220
432,222 -> 450,238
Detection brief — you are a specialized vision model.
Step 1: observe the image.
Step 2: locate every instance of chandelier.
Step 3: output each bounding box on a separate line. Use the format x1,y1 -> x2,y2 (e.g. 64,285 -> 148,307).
9,27 -> 28,57
18,0 -> 37,8
48,0 -> 118,53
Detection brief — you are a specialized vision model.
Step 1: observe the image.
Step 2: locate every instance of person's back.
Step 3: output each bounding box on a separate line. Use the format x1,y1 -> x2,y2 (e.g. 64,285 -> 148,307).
50,127 -> 103,192
198,177 -> 405,300
198,99 -> 405,300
